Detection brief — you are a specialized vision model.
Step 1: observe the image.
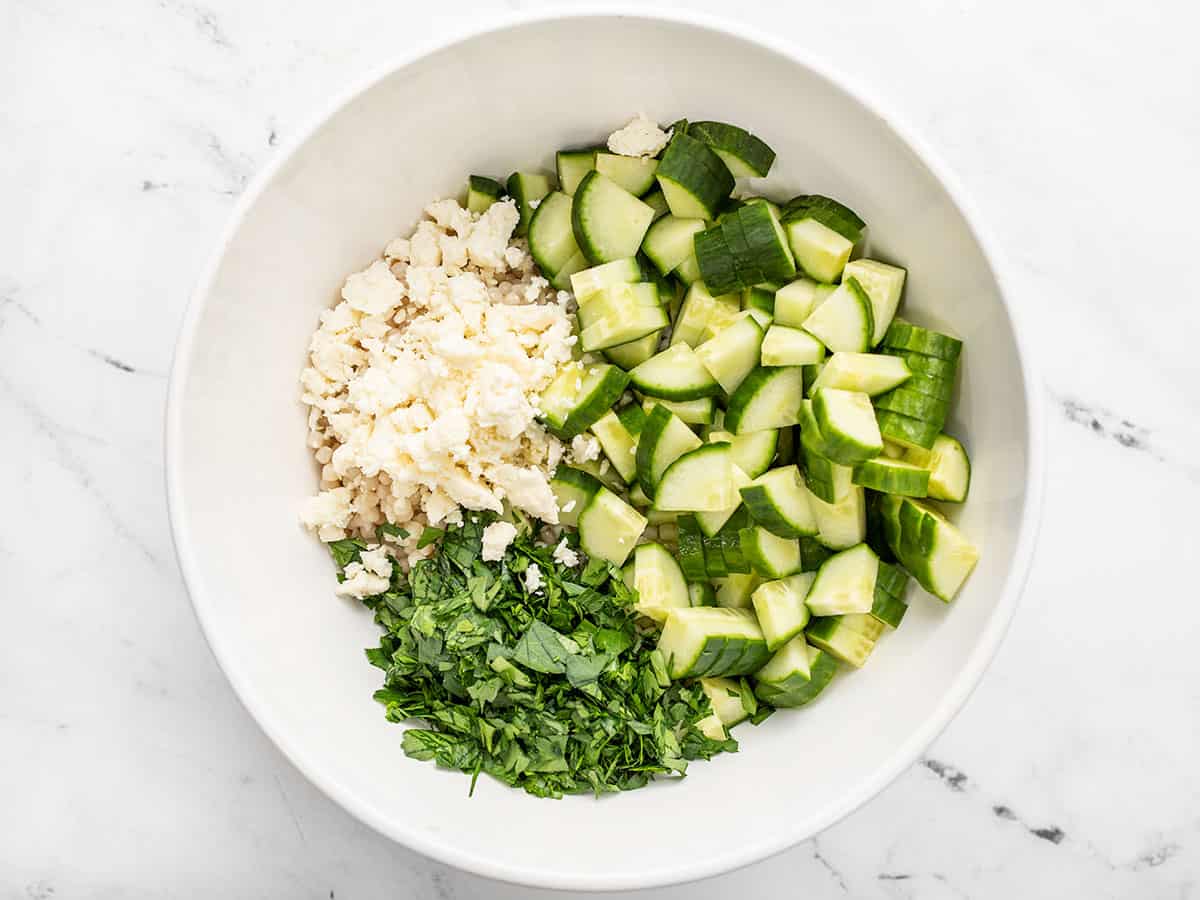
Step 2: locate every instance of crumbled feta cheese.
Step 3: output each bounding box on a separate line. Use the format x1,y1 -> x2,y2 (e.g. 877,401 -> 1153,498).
481,521 -> 518,561
300,197 -> 575,567
552,538 -> 580,568
607,114 -> 670,158
336,561 -> 391,599
524,563 -> 543,594
569,434 -> 601,464
358,544 -> 394,579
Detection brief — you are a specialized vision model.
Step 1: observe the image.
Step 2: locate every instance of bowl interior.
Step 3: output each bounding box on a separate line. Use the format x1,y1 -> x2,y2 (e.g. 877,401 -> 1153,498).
169,13 -> 1034,890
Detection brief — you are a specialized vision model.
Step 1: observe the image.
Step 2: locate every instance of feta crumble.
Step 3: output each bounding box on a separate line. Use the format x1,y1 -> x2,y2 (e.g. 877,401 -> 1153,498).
523,563 -> 543,594
300,197 -> 576,567
607,114 -> 670,158
552,538 -> 580,568
481,521 -> 519,562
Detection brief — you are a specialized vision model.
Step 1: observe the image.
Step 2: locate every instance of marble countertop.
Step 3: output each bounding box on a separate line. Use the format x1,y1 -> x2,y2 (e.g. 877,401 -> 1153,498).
4,0 -> 1198,897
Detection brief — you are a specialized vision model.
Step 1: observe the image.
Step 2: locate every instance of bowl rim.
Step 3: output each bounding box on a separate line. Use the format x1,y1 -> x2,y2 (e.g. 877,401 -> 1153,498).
165,6 -> 1047,891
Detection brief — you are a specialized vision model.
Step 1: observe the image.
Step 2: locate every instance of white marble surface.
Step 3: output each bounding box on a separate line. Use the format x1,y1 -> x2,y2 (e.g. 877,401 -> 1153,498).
3,0 -> 1199,897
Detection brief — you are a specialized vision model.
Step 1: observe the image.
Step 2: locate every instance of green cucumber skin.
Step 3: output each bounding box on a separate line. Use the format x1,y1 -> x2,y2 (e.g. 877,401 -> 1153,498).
883,349 -> 959,379
687,121 -> 776,178
875,409 -> 941,450
506,171 -> 554,237
875,560 -> 909,598
555,149 -> 598,196
800,537 -> 834,572
882,320 -> 963,362
466,175 -> 504,212
676,514 -> 709,582
721,212 -> 768,289
898,373 -> 956,401
571,170 -> 655,265
754,650 -> 837,707
851,459 -> 931,497
736,203 -> 797,284
702,531 -> 729,577
873,387 -> 951,423
694,226 -> 742,296
870,584 -> 908,628
656,131 -> 735,220
725,366 -> 805,435
782,194 -> 866,243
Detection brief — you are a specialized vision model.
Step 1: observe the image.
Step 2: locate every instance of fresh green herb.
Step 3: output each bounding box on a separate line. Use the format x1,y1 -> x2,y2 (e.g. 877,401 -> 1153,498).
328,538 -> 367,569
377,523 -> 410,541
417,526 -> 444,549
354,514 -> 736,798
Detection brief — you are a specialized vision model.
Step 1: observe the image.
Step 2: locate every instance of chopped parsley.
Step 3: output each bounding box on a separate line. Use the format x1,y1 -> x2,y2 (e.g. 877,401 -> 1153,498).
348,515 -> 736,798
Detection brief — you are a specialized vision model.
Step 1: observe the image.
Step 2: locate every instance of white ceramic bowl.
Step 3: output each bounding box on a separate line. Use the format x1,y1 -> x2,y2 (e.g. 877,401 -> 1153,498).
167,9 -> 1044,891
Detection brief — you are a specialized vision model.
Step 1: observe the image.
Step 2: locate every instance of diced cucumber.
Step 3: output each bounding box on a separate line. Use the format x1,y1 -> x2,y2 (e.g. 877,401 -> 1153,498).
589,409 -> 639,484
912,434 -> 971,502
713,507 -> 753,575
842,259 -> 906,345
676,514 -> 708,582
739,465 -> 818,538
578,486 -> 647,567
642,188 -> 671,222
784,217 -> 853,283
804,482 -> 867,550
735,201 -> 796,284
538,362 -> 630,438
616,403 -> 647,437
595,152 -> 658,196
603,330 -> 661,369
577,281 -> 659,327
740,525 -> 802,578
875,559 -> 909,599
657,607 -> 769,679
506,171 -> 553,237
743,284 -> 777,319
528,191 -> 583,280
687,121 -> 776,178
751,573 -> 815,650
801,449 -> 854,504
570,257 -> 642,300
703,530 -> 728,578
761,325 -> 826,366
725,366 -> 805,434
753,637 -> 837,708
642,395 -> 717,426
697,293 -> 744,343
632,541 -> 689,622
838,612 -> 887,641
642,216 -> 707,276
555,148 -> 597,197
782,194 -> 866,242
694,224 -> 741,296
806,616 -> 876,668
799,537 -> 834,572
700,677 -> 750,730
465,175 -> 503,213
629,342 -> 721,401
870,566 -> 909,628
655,443 -> 737,512
635,403 -> 703,495
714,572 -> 761,609
695,312 -> 765,394
774,423 -> 796,466
875,409 -> 941,450
670,282 -> 739,348
573,455 -> 626,494
656,131 -> 735,221
812,351 -> 911,396
707,428 -> 779,479
647,508 -> 679,527
879,496 -> 979,602
774,278 -> 835,328
883,348 -> 959,379
812,387 -> 884,465
881,319 -> 963,362
674,252 -> 702,286
899,372 -> 956,401
873,387 -> 951,423
805,543 -> 878,616
549,466 -> 602,528
572,170 -> 656,264
579,296 -> 668,351
689,580 -> 717,606
802,277 -> 874,353
628,482 -> 651,508
852,456 -> 930,497
696,463 -> 752,537
550,252 -> 589,291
